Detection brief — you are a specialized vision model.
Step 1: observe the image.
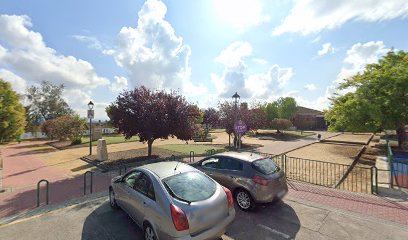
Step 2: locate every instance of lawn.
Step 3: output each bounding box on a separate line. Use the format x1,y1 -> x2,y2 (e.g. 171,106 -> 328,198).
81,135 -> 139,146
157,144 -> 223,155
209,129 -> 225,133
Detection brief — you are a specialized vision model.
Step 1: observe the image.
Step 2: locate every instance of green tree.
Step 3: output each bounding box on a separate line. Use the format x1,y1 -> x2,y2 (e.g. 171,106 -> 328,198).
270,118 -> 293,133
277,97 -> 297,120
265,101 -> 279,123
325,50 -> 408,148
0,79 -> 26,142
26,81 -> 73,124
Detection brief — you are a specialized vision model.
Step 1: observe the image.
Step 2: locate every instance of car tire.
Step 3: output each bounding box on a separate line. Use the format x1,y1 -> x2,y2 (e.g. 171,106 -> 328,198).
109,187 -> 119,209
144,223 -> 157,240
235,189 -> 255,211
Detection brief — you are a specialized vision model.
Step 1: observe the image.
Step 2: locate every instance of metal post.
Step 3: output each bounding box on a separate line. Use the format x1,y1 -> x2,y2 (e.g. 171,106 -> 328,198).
189,151 -> 195,163
37,179 -> 49,207
84,171 -> 93,195
89,118 -> 92,156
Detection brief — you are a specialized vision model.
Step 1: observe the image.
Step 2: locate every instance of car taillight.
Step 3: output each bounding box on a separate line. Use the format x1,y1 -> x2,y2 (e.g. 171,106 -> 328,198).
252,175 -> 269,186
222,186 -> 234,208
170,204 -> 189,231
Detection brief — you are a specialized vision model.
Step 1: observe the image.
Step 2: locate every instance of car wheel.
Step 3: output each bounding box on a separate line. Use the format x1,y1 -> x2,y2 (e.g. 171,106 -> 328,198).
109,187 -> 119,209
144,223 -> 157,240
235,189 -> 254,211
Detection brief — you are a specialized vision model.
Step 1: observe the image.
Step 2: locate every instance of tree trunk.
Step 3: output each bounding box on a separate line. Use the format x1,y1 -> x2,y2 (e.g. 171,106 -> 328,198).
147,139 -> 154,157
396,125 -> 407,149
228,133 -> 231,147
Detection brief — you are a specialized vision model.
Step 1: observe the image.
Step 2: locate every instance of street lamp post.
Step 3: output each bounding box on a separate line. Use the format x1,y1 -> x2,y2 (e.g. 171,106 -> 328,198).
232,92 -> 240,148
87,101 -> 94,156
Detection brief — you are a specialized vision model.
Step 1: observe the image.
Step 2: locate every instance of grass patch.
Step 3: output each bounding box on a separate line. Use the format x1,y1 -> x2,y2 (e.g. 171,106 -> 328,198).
81,135 -> 139,146
209,129 -> 225,133
157,144 -> 223,155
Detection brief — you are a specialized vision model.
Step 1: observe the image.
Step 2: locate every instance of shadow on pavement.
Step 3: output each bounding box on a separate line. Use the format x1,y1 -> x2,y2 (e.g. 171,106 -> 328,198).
227,201 -> 300,240
0,174 -> 111,219
81,202 -> 142,240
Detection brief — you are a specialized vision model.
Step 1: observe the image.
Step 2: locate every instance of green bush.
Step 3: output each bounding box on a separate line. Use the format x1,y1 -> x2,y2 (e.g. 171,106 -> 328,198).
71,138 -> 82,145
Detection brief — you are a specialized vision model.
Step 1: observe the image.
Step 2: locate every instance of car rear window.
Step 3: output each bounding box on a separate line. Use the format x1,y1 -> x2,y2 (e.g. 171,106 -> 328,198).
252,158 -> 280,175
163,171 -> 216,202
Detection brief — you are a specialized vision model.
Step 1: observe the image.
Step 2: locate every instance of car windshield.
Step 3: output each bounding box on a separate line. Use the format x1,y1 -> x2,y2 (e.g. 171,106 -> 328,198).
252,158 -> 280,175
163,171 -> 216,202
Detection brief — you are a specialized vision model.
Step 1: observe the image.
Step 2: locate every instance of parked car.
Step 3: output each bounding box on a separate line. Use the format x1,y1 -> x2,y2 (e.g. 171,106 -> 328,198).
192,152 -> 288,211
109,161 -> 235,240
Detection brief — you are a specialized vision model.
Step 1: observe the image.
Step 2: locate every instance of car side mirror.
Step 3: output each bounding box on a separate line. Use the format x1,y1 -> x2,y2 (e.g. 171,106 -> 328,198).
113,176 -> 123,183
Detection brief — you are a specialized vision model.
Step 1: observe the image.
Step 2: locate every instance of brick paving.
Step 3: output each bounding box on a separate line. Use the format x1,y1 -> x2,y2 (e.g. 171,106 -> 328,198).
287,181 -> 408,225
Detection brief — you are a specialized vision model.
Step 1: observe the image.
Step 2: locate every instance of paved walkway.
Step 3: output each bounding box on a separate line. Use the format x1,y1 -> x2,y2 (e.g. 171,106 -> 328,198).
255,131 -> 340,155
287,181 -> 408,225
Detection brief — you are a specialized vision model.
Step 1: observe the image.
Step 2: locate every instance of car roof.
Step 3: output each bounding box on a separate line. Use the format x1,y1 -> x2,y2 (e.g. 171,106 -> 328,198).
213,151 -> 264,162
139,161 -> 196,179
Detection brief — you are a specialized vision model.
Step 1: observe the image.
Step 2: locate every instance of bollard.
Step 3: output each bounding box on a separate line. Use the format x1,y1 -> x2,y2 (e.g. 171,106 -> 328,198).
84,171 -> 93,195
37,179 -> 49,207
190,151 -> 195,163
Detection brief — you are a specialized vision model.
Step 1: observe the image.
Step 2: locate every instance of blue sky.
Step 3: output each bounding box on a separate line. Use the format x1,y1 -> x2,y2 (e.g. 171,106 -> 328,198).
1,0 -> 408,119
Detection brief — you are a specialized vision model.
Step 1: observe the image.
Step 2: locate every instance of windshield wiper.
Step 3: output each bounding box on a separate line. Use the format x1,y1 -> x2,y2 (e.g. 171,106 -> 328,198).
163,182 -> 191,205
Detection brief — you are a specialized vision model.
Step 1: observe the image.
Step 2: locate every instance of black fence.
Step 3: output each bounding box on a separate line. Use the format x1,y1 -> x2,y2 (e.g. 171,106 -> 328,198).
257,153 -> 377,194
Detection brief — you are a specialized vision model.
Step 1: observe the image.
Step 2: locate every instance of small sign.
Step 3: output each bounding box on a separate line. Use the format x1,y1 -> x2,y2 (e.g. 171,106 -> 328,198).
234,120 -> 247,134
87,109 -> 94,119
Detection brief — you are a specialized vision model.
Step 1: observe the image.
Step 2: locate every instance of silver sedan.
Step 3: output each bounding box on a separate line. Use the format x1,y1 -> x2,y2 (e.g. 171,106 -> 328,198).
109,161 -> 236,240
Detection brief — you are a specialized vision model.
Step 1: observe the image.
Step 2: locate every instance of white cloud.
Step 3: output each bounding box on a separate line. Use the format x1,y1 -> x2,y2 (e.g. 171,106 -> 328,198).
212,41 -> 294,100
0,69 -> 27,94
0,44 -> 6,58
336,41 -> 389,83
111,0 -> 205,96
304,83 -> 317,91
214,41 -> 252,68
110,76 -> 128,92
317,42 -> 335,56
213,0 -> 270,31
252,58 -> 268,65
0,15 -> 110,89
311,35 -> 321,43
72,35 -> 105,51
273,0 -> 408,35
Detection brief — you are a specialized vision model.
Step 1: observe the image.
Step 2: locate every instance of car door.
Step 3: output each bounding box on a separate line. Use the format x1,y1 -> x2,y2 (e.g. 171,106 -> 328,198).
116,171 -> 142,214
127,172 -> 154,226
198,157 -> 223,183
217,157 -> 244,190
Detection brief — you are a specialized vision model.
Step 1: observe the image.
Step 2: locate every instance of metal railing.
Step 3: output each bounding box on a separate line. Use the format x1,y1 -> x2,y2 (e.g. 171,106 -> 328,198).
255,153 -> 377,194
387,140 -> 408,188
37,179 -> 49,207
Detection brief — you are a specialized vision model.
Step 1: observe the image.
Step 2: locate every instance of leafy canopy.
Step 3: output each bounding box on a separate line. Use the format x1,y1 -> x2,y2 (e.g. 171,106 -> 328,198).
0,79 -> 26,141
26,81 -> 73,124
325,50 -> 408,148
107,86 -> 199,156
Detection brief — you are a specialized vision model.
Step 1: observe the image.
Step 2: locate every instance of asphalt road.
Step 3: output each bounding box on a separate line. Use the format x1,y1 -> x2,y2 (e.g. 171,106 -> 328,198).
1,195 -> 408,240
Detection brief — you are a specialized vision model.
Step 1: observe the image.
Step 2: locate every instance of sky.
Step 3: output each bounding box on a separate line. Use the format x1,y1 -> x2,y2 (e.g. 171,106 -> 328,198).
1,0 -> 408,120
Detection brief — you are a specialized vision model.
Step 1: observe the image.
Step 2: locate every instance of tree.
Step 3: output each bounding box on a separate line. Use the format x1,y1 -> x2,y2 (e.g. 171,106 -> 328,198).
203,108 -> 220,127
42,115 -> 85,143
270,118 -> 293,133
265,101 -> 279,123
26,81 -> 73,125
0,80 -> 26,142
107,86 -> 199,156
277,97 -> 297,120
325,50 -> 408,148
